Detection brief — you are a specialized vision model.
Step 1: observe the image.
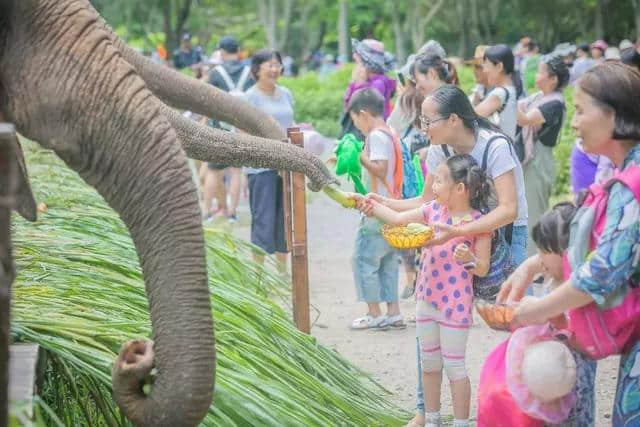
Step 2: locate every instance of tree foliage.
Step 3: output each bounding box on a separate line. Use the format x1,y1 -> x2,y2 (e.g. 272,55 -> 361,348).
92,0 -> 640,60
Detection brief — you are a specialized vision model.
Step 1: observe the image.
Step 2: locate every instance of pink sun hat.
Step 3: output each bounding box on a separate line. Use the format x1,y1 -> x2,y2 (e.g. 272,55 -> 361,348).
506,323 -> 577,424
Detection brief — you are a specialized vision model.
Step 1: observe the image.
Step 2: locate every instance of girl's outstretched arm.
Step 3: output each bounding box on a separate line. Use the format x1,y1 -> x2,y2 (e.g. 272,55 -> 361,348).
370,200 -> 425,226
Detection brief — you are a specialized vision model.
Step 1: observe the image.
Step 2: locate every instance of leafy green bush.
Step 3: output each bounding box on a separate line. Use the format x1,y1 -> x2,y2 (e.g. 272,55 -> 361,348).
280,65 -> 353,138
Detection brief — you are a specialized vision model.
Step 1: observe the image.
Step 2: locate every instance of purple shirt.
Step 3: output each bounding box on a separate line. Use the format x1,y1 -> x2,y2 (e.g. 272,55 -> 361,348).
343,74 -> 396,119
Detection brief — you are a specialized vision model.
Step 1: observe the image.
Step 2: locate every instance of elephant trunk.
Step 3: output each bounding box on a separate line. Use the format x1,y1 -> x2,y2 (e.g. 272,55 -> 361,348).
73,91 -> 214,426
106,27 -> 285,140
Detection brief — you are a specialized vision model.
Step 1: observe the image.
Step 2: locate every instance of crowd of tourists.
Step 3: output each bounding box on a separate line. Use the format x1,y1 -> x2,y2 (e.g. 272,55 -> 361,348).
165,29 -> 640,426
337,36 -> 640,427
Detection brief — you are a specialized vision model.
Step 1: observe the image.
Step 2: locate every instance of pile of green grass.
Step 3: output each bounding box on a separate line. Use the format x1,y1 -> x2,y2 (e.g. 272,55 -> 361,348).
10,144 -> 408,426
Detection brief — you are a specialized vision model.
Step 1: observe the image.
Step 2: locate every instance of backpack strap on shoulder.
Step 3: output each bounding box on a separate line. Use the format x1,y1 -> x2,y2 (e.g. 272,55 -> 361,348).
606,165 -> 640,202
214,65 -> 235,91
369,126 -> 404,198
236,66 -> 251,91
496,86 -> 510,113
482,134 -> 514,244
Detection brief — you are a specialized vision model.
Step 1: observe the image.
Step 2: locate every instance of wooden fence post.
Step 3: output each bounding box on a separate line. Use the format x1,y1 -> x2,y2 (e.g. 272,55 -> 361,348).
0,123 -> 18,427
286,128 -> 310,333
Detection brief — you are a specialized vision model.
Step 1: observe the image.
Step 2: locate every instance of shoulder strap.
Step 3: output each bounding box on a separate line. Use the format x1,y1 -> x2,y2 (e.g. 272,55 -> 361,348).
482,134 -> 514,243
482,135 -> 509,171
497,86 -> 510,113
605,165 -> 640,202
369,126 -> 404,198
441,144 -> 451,158
236,66 -> 251,91
214,65 -> 236,91
402,125 -> 413,140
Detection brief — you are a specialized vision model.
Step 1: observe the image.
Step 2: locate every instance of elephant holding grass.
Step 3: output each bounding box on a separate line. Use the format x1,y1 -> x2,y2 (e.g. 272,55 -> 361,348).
0,1 -> 335,426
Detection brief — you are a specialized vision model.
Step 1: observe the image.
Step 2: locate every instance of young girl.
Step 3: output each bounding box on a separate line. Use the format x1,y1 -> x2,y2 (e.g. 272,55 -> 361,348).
363,154 -> 492,427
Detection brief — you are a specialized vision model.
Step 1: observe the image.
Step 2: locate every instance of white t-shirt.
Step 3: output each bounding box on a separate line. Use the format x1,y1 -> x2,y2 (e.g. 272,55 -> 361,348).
426,128 -> 528,226
488,86 -> 517,140
365,130 -> 396,198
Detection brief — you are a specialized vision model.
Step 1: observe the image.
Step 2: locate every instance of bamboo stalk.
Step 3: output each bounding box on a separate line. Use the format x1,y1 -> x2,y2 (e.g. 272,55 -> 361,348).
289,129 -> 310,334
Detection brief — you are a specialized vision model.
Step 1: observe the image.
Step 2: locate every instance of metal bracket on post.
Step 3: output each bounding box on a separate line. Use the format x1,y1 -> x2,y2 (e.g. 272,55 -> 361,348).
284,127 -> 310,334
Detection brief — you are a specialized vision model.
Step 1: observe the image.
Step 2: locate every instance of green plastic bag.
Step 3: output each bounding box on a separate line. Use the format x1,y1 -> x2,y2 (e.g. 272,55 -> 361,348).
334,133 -> 368,195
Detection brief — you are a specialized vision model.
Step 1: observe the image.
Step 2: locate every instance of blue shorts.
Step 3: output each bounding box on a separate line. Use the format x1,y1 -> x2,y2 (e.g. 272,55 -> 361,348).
352,217 -> 399,303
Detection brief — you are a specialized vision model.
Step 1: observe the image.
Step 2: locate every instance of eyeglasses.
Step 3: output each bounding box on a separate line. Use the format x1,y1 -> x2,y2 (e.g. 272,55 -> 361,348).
419,114 -> 449,130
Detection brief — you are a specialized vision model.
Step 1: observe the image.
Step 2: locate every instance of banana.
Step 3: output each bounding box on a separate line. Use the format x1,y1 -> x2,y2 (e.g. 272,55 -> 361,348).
406,223 -> 431,234
323,185 -> 357,209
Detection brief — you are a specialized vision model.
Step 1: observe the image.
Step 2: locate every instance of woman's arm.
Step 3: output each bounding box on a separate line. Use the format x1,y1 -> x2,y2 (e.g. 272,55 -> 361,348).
497,254 -> 544,303
366,173 -> 435,213
513,280 -> 594,325
471,234 -> 492,277
475,93 -> 502,117
370,200 -> 425,226
516,105 -> 546,127
457,171 -> 518,235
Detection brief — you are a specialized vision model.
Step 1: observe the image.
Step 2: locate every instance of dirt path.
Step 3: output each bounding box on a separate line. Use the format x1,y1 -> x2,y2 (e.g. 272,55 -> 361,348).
232,193 -> 619,426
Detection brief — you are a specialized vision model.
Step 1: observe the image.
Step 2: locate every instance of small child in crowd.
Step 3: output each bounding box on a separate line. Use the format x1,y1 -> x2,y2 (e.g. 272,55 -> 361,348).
348,88 -> 405,330
360,154 -> 492,427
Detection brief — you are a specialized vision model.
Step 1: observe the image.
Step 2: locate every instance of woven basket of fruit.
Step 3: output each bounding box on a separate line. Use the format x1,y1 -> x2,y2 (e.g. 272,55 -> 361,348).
475,300 -> 515,331
381,223 -> 434,249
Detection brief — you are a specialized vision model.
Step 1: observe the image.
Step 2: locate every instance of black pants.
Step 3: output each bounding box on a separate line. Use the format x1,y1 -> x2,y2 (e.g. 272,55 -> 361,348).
248,170 -> 288,254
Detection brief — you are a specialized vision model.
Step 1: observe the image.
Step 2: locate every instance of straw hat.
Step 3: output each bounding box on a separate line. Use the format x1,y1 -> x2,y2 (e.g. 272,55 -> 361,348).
465,45 -> 489,65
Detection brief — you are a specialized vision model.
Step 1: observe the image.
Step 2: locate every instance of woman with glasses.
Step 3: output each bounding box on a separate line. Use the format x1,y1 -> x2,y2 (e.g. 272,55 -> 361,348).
242,49 -> 293,272
516,55 -> 569,256
366,85 -> 528,264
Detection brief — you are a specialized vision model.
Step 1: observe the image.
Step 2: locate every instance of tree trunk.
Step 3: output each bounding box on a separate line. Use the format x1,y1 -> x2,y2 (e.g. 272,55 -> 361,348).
162,0 -> 193,60
277,0 -> 293,51
456,0 -> 470,57
595,0 -> 604,39
162,2 -> 174,58
338,0 -> 349,62
391,6 -> 407,64
257,0 -> 277,49
632,0 -> 640,41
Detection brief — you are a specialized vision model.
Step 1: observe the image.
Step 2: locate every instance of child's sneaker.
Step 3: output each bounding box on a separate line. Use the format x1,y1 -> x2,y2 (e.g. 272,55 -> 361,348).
349,314 -> 387,330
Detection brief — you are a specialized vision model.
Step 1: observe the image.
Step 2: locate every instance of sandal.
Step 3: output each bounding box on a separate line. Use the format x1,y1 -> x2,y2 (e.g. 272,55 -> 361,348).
375,314 -> 407,331
405,414 -> 425,427
350,314 -> 387,330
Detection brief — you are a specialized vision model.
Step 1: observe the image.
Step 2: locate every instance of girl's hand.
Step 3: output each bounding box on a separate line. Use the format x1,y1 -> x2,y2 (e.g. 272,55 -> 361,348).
424,222 -> 459,247
347,192 -> 364,208
365,193 -> 387,205
513,296 -> 547,327
356,196 -> 375,216
453,243 -> 474,263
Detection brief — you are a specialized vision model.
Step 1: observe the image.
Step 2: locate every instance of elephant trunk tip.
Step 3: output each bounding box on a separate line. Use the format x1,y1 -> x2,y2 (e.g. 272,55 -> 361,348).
112,339 -> 212,427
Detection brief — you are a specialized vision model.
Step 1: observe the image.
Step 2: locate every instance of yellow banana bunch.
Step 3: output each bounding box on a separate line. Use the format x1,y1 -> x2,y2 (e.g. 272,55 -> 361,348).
323,185 -> 357,209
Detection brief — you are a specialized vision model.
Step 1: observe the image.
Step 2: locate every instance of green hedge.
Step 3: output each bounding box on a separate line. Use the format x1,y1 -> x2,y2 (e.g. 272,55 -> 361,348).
280,65 -> 574,196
